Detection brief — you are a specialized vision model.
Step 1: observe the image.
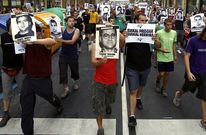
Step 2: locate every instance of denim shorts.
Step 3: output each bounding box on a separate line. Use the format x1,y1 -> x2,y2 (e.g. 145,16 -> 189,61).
157,61 -> 174,72
126,67 -> 151,91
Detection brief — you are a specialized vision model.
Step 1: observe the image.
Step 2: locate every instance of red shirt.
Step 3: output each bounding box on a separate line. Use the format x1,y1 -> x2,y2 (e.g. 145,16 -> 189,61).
23,44 -> 52,77
94,59 -> 118,85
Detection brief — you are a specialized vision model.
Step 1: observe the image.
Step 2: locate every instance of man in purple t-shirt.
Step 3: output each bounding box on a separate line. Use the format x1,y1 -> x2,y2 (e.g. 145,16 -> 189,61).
173,26 -> 206,129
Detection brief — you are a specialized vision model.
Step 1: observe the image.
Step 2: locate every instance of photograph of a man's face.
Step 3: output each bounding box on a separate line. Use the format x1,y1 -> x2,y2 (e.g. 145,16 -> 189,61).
176,10 -> 183,21
15,15 -> 34,39
190,13 -> 205,32
101,5 -> 110,23
49,18 -> 62,38
100,29 -> 117,52
11,13 -> 36,42
116,6 -> 123,16
194,15 -> 202,27
95,25 -> 119,59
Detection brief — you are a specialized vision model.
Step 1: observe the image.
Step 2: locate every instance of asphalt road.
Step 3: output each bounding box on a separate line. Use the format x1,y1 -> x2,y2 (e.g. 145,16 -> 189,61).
0,39 -> 203,135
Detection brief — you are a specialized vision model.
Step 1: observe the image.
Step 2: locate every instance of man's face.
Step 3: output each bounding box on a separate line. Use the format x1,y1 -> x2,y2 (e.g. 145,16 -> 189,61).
50,22 -> 57,33
195,16 -> 201,26
117,7 -> 122,12
165,22 -> 173,32
67,18 -> 74,28
136,15 -> 147,24
103,7 -> 109,13
177,12 -> 182,18
73,11 -> 78,18
101,29 -> 116,50
17,16 -> 30,32
162,10 -> 166,15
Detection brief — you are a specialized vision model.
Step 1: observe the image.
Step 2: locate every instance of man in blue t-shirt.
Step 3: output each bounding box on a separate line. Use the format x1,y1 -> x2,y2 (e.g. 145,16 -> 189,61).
173,26 -> 206,129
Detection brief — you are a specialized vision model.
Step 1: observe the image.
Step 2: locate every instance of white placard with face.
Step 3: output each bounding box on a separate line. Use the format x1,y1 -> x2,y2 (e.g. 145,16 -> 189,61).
11,13 -> 37,42
190,13 -> 205,32
49,17 -> 62,38
95,25 -> 120,59
101,5 -> 110,24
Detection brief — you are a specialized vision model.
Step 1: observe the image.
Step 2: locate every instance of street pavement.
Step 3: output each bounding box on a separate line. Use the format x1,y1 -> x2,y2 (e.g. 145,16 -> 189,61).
0,40 -> 205,135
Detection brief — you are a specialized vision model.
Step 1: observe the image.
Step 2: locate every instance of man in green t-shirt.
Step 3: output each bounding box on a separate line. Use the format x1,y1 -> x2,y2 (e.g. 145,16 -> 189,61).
155,18 -> 178,97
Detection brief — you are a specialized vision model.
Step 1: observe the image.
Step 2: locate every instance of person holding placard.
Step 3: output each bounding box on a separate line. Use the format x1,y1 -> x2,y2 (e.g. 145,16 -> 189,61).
15,14 -> 34,39
91,24 -> 125,135
125,13 -> 160,127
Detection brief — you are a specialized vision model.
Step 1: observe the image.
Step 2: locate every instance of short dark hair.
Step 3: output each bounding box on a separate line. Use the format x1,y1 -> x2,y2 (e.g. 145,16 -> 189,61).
16,14 -> 33,27
103,6 -> 109,11
117,6 -> 122,10
65,16 -> 74,22
134,13 -> 146,21
194,15 -> 202,20
164,18 -> 173,25
50,19 -> 57,25
108,17 -> 115,22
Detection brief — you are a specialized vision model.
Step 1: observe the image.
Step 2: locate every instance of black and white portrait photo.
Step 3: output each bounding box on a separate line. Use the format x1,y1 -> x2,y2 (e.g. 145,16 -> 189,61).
160,9 -> 168,17
101,5 -> 110,24
95,25 -> 119,59
175,10 -> 184,21
116,6 -> 124,17
49,18 -> 62,38
191,13 -> 205,32
169,8 -> 176,16
11,13 -> 36,42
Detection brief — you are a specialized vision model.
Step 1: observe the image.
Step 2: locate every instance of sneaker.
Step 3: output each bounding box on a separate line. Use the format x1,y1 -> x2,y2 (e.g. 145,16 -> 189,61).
136,99 -> 143,110
61,87 -> 70,99
161,88 -> 168,97
52,95 -> 64,114
155,80 -> 161,93
56,105 -> 64,114
0,114 -> 10,127
128,116 -> 137,127
173,91 -> 181,107
73,80 -> 79,91
200,120 -> 206,130
106,105 -> 112,115
97,128 -> 104,135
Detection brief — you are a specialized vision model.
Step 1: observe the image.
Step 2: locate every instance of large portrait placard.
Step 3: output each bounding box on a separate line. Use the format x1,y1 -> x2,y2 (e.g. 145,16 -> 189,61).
95,25 -> 120,59
190,13 -> 205,32
11,13 -> 37,42
49,17 -> 62,38
126,23 -> 155,44
101,5 -> 110,24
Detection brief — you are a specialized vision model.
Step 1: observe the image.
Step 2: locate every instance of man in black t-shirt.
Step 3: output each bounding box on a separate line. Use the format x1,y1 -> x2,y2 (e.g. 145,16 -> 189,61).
73,10 -> 84,51
0,19 -> 24,127
82,9 -> 90,40
125,13 -> 161,128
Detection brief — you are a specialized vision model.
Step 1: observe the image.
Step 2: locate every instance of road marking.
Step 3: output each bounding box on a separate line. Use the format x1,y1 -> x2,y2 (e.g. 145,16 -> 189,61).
136,119 -> 206,135
0,118 -> 116,135
120,53 -> 129,135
